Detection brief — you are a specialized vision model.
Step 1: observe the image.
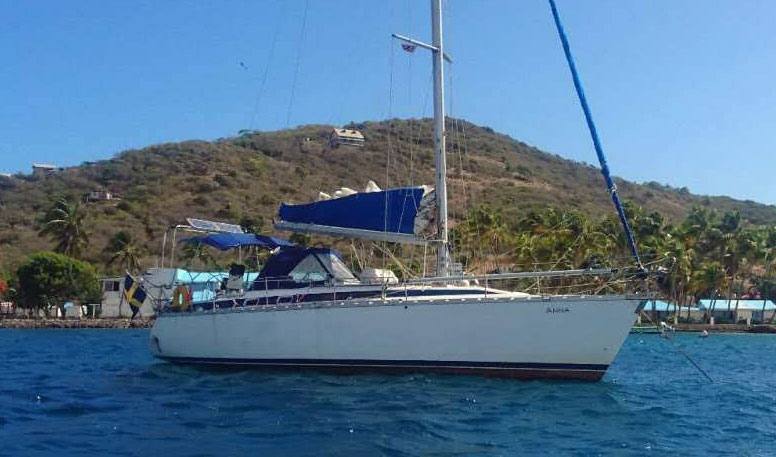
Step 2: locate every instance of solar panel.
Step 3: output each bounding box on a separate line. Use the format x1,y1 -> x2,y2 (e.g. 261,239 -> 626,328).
186,218 -> 245,234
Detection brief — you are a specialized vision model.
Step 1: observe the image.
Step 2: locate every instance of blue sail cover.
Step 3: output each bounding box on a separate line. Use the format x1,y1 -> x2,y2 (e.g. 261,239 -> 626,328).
180,233 -> 294,250
276,186 -> 433,243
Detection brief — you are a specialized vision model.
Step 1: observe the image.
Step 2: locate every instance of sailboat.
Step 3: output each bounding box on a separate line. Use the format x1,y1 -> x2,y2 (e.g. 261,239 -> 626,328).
148,0 -> 647,381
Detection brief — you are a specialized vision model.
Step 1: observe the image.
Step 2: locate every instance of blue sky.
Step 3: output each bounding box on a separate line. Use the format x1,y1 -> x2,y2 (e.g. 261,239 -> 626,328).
2,0 -> 775,204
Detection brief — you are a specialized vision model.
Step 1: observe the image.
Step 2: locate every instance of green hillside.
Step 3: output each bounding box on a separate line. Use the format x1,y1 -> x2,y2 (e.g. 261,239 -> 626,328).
1,118 -> 774,274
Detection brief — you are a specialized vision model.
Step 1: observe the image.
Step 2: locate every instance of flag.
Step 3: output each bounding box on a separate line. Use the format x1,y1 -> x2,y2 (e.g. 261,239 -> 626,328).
401,43 -> 416,53
123,274 -> 147,312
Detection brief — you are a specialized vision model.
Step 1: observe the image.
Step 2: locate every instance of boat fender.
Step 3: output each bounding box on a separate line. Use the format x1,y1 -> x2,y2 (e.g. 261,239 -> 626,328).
171,285 -> 192,312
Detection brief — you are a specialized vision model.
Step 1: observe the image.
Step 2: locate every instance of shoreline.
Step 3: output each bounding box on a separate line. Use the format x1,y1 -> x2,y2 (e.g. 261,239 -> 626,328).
0,318 -> 153,329
631,323 -> 776,334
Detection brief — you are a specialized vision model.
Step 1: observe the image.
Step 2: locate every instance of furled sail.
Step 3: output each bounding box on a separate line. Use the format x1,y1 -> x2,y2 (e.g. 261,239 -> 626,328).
275,185 -> 435,244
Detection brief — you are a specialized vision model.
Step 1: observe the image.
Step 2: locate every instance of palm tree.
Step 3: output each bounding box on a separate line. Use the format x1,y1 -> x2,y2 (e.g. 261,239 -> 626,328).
724,229 -> 757,321
693,261 -> 726,322
39,197 -> 89,258
758,227 -> 776,323
454,206 -> 512,272
661,234 -> 696,319
106,231 -> 143,274
683,207 -> 712,239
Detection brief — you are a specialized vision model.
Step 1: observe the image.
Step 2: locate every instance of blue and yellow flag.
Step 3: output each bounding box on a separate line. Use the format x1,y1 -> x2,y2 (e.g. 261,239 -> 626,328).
123,274 -> 147,311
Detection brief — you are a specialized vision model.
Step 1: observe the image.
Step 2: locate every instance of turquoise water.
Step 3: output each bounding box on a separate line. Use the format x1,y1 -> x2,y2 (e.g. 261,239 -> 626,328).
1,330 -> 774,456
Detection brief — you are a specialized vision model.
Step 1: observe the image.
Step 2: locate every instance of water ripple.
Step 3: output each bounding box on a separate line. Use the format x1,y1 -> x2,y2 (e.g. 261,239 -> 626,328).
1,330 -> 775,456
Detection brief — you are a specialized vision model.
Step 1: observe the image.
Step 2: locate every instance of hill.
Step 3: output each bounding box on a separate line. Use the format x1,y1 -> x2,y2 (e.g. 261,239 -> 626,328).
1,118 -> 774,273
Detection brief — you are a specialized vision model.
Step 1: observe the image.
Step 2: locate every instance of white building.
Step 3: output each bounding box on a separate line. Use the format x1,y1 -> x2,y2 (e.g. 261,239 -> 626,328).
83,189 -> 120,203
32,163 -> 57,176
697,299 -> 776,325
99,277 -> 146,318
638,300 -> 706,324
329,128 -> 365,148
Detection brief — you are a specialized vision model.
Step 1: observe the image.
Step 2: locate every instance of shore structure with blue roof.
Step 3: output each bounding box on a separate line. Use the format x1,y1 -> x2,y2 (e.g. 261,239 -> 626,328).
697,299 -> 776,325
636,299 -> 776,325
637,300 -> 704,325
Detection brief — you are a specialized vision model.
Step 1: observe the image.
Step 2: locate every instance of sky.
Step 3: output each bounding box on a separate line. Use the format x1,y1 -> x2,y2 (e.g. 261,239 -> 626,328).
2,0 -> 775,204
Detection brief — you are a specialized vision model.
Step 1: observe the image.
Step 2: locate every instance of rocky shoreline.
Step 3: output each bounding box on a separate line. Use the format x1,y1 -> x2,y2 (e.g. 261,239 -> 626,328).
0,318 -> 153,329
631,323 -> 776,334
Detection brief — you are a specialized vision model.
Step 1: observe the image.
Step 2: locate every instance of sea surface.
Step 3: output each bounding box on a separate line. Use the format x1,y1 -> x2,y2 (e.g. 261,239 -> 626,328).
1,330 -> 774,457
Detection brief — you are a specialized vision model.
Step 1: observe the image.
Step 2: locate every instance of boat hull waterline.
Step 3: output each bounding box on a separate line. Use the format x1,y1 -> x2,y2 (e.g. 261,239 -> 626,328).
150,295 -> 642,381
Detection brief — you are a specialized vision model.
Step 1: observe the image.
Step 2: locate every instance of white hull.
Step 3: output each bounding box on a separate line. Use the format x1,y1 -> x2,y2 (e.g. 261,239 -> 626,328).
150,294 -> 642,381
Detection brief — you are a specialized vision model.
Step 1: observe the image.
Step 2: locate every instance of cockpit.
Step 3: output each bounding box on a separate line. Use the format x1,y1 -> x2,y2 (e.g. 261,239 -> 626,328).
251,248 -> 360,290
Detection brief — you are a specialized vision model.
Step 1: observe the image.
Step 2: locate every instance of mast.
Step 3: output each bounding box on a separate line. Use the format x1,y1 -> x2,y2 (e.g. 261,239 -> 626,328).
431,0 -> 449,277
391,0 -> 451,277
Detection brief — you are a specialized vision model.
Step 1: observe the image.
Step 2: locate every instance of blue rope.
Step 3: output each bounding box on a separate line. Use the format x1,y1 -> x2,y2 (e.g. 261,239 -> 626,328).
547,0 -> 643,269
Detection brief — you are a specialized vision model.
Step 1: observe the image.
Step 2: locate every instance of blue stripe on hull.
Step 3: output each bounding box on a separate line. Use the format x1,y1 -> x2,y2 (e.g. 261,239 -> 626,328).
155,356 -> 608,381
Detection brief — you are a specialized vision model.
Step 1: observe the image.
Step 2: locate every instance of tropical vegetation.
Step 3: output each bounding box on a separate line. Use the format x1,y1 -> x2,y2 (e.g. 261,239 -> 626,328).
452,204 -> 776,314
13,252 -> 101,318
1,118 -> 776,317
1,118 -> 775,276
105,231 -> 143,274
38,197 -> 89,258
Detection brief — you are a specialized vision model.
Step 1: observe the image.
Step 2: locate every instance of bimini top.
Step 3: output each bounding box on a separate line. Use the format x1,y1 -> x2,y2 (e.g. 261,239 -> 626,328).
275,186 -> 435,244
180,233 -> 294,251
252,247 -> 359,289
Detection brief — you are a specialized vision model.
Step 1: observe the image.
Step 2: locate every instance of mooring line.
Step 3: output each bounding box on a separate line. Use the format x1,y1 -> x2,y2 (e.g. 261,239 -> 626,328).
640,309 -> 713,383
661,333 -> 714,383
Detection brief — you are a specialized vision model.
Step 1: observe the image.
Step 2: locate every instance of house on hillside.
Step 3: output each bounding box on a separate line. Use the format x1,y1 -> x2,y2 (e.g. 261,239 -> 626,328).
0,174 -> 14,188
300,137 -> 319,153
83,189 -> 121,203
32,163 -> 57,177
328,128 -> 365,148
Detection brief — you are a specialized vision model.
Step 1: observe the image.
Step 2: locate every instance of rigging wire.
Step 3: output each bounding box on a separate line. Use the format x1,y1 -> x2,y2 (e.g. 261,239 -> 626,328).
441,1 -> 493,275
247,1 -> 286,131
401,1 -> 421,276
285,0 -> 309,128
326,4 -> 373,127
445,0 -> 488,273
384,33 -> 397,269
407,75 -> 433,277
456,118 -> 495,273
407,0 -> 414,187
388,15 -> 433,276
